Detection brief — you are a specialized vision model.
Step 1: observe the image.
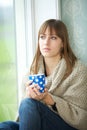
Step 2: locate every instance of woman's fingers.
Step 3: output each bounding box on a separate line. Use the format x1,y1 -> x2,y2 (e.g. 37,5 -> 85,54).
25,80 -> 33,87
33,86 -> 40,95
25,81 -> 48,100
25,83 -> 39,97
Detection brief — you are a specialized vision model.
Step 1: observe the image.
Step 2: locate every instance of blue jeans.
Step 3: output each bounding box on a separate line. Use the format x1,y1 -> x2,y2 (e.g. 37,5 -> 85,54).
0,98 -> 77,130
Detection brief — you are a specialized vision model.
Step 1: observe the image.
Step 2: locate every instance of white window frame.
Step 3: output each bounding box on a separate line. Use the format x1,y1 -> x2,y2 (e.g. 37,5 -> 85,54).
14,0 -> 27,104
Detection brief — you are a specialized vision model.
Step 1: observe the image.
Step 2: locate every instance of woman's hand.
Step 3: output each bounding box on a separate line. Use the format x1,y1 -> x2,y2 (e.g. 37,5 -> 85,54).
25,80 -> 55,105
42,89 -> 55,105
25,80 -> 47,100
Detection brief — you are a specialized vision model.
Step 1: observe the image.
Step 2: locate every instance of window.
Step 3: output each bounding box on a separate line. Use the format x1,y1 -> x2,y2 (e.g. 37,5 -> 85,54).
0,0 -> 61,121
0,0 -> 18,121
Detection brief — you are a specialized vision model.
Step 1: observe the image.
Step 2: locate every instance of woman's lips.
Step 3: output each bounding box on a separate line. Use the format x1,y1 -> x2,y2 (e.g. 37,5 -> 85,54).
43,48 -> 50,52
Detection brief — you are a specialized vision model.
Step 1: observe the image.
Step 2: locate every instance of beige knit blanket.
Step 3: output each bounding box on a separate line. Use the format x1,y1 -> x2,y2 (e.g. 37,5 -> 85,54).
37,56 -> 87,130
21,56 -> 87,130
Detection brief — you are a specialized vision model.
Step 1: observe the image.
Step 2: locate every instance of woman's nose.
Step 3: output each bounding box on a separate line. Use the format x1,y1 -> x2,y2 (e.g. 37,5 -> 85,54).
44,37 -> 49,45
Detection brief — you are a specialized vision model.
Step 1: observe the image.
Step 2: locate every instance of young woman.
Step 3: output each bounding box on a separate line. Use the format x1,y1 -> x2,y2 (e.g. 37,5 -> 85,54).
0,19 -> 87,130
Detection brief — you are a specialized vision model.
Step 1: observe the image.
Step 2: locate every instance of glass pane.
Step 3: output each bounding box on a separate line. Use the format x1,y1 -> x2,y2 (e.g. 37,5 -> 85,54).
0,0 -> 18,121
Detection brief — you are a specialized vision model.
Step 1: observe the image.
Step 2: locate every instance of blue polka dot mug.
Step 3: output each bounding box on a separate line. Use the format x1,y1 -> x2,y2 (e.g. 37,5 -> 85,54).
29,74 -> 45,93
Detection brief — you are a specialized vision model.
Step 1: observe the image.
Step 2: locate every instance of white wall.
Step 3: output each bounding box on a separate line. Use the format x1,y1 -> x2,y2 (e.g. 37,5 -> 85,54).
61,0 -> 87,65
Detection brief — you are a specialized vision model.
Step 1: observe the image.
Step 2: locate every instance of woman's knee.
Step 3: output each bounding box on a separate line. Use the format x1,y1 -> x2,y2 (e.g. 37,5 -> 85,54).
19,98 -> 41,123
19,98 -> 38,113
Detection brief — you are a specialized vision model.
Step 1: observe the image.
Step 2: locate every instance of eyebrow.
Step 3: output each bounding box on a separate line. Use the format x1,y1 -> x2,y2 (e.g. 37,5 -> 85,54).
40,34 -> 57,36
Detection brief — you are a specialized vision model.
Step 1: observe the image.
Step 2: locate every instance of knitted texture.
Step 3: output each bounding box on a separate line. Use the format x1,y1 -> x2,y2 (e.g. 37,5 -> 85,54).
37,56 -> 87,130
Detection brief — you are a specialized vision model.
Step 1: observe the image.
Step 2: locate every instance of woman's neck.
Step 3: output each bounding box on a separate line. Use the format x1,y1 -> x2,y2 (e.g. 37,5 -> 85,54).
44,55 -> 61,76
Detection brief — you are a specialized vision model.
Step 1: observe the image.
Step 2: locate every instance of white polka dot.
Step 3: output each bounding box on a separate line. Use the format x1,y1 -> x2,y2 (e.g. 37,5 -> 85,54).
35,78 -> 39,82
40,81 -> 43,84
32,76 -> 34,79
39,75 -> 42,78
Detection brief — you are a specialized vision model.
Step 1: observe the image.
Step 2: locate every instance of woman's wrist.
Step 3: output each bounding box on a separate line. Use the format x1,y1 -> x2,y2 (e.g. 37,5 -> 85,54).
50,102 -> 58,112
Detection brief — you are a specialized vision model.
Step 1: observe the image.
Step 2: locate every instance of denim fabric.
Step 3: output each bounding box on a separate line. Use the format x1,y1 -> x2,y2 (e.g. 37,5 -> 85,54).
0,98 -> 77,130
0,121 -> 19,130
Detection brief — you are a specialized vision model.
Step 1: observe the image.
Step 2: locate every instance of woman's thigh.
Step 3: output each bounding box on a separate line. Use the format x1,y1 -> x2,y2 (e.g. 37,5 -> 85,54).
37,99 -> 77,130
19,98 -> 77,130
0,121 -> 19,130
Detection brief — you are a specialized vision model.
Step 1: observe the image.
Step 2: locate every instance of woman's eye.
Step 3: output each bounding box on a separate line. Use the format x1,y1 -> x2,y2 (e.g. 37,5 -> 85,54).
51,36 -> 57,40
40,35 -> 46,39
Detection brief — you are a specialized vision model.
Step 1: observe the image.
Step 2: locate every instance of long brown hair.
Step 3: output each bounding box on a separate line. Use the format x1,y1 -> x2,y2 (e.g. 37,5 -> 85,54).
30,19 -> 77,76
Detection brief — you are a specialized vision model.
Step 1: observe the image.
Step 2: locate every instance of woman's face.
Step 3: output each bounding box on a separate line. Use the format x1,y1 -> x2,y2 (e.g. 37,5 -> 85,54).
39,27 -> 63,58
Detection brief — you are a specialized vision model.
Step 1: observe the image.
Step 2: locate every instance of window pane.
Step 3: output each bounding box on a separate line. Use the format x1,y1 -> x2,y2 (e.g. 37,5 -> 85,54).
25,0 -> 60,68
0,0 -> 18,121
